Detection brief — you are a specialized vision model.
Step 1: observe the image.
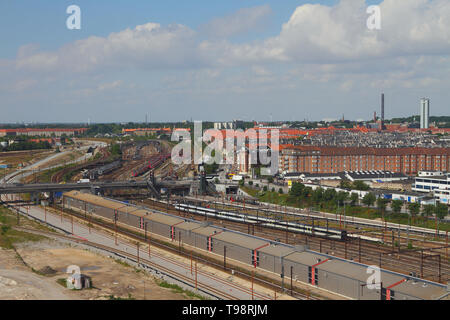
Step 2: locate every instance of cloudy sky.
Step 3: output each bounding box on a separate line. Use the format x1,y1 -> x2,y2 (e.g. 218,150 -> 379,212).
1,0 -> 449,123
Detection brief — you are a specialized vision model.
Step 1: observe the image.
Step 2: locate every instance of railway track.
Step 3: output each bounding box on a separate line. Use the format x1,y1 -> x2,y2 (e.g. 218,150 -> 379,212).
50,147 -> 111,183
4,200 -> 282,300
138,198 -> 449,284
10,226 -> 238,300
44,203 -> 317,300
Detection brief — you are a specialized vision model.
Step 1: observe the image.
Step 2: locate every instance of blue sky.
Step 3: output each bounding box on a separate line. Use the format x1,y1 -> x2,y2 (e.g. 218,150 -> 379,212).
1,0 -> 448,123
2,0 -> 366,58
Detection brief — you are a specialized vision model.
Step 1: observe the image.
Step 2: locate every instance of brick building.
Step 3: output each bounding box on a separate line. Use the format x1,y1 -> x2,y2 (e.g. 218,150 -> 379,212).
279,146 -> 450,175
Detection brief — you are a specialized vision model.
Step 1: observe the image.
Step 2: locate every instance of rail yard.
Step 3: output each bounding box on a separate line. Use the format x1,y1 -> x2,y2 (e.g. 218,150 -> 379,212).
1,137 -> 449,301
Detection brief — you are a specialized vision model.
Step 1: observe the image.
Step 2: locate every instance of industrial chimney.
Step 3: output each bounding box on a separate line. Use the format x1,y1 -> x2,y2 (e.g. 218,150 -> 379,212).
380,93 -> 385,130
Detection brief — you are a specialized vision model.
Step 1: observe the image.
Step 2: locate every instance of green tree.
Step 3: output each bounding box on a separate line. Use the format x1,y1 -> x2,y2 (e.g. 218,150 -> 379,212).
110,143 -> 122,156
289,182 -> 305,197
323,189 -> 337,202
362,193 -> 376,207
278,188 -> 284,194
312,188 -> 324,204
422,204 -> 435,223
407,202 -> 420,223
377,198 -> 388,213
336,191 -> 349,206
391,200 -> 403,214
339,180 -> 352,190
353,181 -> 370,191
350,193 -> 359,206
435,203 -> 449,221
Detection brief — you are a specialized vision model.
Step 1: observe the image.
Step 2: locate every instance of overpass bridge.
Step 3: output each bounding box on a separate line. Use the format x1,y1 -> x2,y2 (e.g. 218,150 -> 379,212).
0,180 -> 193,202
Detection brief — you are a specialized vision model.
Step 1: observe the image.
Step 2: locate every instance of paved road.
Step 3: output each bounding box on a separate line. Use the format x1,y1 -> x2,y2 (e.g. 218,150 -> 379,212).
1,140 -> 106,185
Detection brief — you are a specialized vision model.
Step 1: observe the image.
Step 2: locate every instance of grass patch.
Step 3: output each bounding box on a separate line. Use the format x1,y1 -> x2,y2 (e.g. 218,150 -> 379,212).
56,278 -> 67,288
107,294 -> 135,300
157,280 -> 207,300
113,258 -> 132,268
0,206 -> 47,249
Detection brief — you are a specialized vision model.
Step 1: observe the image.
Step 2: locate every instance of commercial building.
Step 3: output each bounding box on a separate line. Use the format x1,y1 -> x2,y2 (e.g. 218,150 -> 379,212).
279,146 -> 450,175
412,173 -> 450,204
420,98 -> 430,129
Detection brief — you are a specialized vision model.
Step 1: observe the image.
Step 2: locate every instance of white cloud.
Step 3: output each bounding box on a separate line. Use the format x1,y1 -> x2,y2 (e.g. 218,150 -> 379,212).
11,1 -> 450,73
201,5 -> 272,38
15,23 -> 200,73
222,0 -> 450,65
3,0 -> 450,122
98,80 -> 123,91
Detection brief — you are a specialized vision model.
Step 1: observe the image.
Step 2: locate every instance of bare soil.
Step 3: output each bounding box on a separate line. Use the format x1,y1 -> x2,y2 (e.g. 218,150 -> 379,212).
0,240 -> 198,300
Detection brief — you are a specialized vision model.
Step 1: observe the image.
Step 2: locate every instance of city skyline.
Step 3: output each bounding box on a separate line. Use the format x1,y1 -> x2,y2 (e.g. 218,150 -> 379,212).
1,0 -> 450,123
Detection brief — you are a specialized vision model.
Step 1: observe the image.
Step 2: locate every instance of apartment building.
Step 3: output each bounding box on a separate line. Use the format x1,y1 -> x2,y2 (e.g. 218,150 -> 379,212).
279,146 -> 450,175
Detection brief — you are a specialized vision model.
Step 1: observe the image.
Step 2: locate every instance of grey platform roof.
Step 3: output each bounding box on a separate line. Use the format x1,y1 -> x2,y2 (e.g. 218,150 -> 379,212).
284,251 -> 327,266
393,279 -> 447,300
259,243 -> 295,257
146,211 -> 184,226
214,231 -> 268,249
191,225 -> 223,236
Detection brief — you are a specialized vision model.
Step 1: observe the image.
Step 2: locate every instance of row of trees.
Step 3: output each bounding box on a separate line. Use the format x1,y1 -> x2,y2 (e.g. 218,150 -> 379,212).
289,182 -> 449,221
289,182 -> 359,209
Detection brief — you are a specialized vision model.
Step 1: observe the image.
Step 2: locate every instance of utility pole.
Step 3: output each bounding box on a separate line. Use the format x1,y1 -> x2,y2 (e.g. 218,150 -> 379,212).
251,271 -> 254,300
137,243 -> 140,264
290,266 -> 293,296
224,246 -> 227,271
195,260 -> 198,290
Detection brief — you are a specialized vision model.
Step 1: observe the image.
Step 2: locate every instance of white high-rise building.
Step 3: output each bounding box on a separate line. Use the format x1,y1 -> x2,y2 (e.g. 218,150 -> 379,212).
420,98 -> 430,129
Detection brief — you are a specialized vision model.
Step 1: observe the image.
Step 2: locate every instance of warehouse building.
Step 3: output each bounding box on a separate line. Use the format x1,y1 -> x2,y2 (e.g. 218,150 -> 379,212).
62,191 -> 449,300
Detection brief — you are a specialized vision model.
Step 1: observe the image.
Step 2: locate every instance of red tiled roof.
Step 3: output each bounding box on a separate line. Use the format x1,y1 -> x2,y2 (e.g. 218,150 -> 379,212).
282,145 -> 450,156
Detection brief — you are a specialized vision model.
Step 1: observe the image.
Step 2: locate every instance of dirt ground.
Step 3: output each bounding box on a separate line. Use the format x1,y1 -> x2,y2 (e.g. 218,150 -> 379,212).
0,240 -> 198,300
